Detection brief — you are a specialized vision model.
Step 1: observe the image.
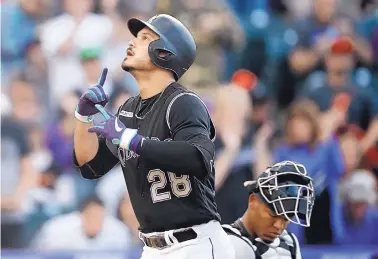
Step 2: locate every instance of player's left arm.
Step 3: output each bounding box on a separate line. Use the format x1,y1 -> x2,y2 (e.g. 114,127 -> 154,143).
137,94 -> 215,178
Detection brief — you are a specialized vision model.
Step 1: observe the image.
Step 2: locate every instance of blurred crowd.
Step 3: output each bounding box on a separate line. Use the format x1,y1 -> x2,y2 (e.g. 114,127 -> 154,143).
1,0 -> 378,254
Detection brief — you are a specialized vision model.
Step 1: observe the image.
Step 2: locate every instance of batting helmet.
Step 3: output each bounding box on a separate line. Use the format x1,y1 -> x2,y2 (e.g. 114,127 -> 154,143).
127,14 -> 196,81
245,161 -> 315,227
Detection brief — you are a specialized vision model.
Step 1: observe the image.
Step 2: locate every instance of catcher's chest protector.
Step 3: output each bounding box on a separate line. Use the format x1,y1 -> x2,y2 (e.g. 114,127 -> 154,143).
223,223 -> 299,259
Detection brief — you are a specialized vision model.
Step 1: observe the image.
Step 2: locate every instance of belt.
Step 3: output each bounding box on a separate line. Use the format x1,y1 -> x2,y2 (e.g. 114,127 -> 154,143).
141,228 -> 198,249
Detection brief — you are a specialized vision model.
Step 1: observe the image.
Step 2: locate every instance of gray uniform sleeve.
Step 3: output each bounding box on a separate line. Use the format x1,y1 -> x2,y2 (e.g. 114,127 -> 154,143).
229,235 -> 256,259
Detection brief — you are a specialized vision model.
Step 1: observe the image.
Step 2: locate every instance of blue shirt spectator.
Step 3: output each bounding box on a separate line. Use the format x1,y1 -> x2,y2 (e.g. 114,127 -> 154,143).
1,0 -> 47,85
274,135 -> 345,196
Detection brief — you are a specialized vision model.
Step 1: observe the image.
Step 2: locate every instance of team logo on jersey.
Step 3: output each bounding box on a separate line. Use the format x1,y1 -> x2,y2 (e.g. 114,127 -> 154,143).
118,148 -> 139,166
119,111 -> 134,118
117,137 -> 172,166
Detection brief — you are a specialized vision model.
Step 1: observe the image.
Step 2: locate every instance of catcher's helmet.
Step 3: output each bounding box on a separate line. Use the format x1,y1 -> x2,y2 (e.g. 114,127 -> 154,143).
127,14 -> 196,81
245,161 -> 315,227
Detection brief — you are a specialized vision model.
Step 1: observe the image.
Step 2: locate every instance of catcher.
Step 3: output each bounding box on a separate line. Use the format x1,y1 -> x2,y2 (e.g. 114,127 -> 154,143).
223,161 -> 315,259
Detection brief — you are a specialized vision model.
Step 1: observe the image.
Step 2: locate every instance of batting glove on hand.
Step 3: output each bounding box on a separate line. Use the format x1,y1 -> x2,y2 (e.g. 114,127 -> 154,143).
88,105 -> 143,151
75,68 -> 109,123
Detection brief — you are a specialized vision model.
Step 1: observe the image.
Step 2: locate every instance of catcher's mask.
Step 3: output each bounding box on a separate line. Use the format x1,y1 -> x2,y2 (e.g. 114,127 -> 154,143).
245,161 -> 315,227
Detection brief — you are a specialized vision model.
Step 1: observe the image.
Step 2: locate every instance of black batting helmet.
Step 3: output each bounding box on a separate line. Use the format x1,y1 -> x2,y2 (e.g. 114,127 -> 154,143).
245,161 -> 315,227
127,14 -> 197,81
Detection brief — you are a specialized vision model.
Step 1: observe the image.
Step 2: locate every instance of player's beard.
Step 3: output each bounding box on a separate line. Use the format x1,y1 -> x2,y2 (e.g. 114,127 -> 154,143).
121,58 -> 134,72
121,59 -> 155,74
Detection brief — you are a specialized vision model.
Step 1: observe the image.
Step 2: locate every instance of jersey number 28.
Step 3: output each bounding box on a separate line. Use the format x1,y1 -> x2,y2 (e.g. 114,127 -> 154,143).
147,169 -> 192,203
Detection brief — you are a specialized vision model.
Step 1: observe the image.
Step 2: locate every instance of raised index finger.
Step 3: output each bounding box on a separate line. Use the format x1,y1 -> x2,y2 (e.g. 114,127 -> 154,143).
97,68 -> 108,86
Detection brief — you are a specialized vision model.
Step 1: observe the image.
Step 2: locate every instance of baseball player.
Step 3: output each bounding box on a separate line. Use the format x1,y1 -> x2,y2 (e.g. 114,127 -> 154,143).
223,161 -> 315,259
73,14 -> 234,259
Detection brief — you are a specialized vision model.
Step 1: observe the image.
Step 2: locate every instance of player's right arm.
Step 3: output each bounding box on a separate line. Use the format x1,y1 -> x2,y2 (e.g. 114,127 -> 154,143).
73,68 -> 119,179
74,120 -> 98,166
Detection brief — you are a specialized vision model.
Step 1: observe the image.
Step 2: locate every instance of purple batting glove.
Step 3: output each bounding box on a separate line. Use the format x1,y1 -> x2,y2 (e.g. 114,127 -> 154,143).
88,105 -> 143,152
76,68 -> 109,117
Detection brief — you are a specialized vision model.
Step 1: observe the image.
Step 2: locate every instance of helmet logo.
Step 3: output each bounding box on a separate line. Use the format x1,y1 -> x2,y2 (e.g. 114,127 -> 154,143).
148,15 -> 158,24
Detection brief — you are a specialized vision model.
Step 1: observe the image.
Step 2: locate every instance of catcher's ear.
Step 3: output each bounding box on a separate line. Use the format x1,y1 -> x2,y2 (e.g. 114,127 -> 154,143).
248,194 -> 258,209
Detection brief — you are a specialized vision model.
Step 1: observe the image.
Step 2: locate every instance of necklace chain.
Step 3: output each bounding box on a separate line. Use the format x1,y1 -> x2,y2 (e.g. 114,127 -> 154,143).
135,87 -> 168,120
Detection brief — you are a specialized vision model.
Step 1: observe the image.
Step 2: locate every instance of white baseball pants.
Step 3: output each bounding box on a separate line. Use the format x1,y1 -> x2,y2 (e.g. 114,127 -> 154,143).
140,220 -> 235,259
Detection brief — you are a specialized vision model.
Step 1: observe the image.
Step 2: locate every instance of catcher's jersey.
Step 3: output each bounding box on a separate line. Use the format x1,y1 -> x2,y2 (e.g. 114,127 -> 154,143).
223,219 -> 301,259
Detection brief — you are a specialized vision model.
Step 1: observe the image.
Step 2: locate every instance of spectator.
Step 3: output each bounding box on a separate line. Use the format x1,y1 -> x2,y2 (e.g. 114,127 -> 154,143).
254,99 -> 345,244
22,39 -> 50,121
46,90 -> 81,173
283,0 -> 312,19
304,38 -> 378,158
246,75 -> 272,137
25,123 -> 76,214
39,0 -> 113,102
23,159 -> 67,245
25,159 -> 72,217
96,165 -> 127,217
212,70 -> 273,225
23,39 -> 50,95
27,123 -> 55,181
289,0 -> 372,76
45,90 -> 96,207
213,73 -> 252,191
32,195 -> 131,250
289,0 -> 338,75
1,0 -> 50,86
213,71 -> 252,223
97,0 -> 140,92
339,132 -> 363,176
8,79 -> 42,127
162,0 -> 244,88
370,26 -> 378,95
332,14 -> 373,66
79,48 -> 113,96
1,95 -> 40,248
335,169 -> 378,245
117,192 -> 142,248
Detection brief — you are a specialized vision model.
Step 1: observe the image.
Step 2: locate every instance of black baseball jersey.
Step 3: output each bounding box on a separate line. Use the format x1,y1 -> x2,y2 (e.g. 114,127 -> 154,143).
74,83 -> 220,233
223,219 -> 301,259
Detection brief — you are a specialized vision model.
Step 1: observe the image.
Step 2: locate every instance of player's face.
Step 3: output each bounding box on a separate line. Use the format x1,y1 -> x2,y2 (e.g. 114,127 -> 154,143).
251,197 -> 290,241
121,27 -> 159,73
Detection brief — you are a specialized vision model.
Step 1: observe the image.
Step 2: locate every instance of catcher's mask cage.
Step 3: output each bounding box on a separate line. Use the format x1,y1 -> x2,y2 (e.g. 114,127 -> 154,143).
245,161 -> 315,227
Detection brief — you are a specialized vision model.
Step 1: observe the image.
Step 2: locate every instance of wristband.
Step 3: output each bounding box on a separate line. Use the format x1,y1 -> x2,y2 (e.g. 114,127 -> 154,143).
119,129 -> 142,151
75,110 -> 94,123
